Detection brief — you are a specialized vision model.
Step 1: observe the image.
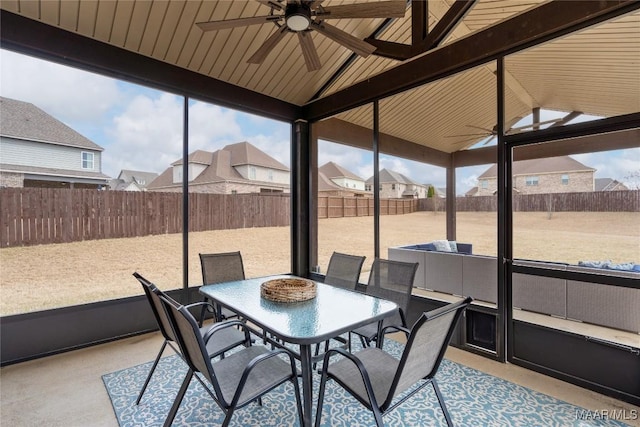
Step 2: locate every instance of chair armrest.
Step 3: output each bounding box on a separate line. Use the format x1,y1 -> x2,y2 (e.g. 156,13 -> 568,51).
202,319 -> 251,345
230,348 -> 299,405
320,347 -> 381,407
381,324 -> 410,338
186,300 -> 218,325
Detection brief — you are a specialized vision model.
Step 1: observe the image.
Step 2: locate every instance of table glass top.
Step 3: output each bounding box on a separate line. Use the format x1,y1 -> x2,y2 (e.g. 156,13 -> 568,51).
200,275 -> 398,344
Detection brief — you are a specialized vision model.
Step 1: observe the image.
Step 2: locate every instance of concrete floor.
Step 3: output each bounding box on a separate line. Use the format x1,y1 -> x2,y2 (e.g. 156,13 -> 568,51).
1,331 -> 638,427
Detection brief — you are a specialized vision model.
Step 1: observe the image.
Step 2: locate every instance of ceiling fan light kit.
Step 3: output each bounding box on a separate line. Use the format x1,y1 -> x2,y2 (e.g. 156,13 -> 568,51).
285,3 -> 312,31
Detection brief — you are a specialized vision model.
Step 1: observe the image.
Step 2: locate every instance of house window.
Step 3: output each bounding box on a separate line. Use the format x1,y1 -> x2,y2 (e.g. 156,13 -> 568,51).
561,174 -> 569,185
481,180 -> 488,189
249,167 -> 256,179
525,176 -> 539,186
365,185 -> 371,191
268,170 -> 273,181
231,190 -> 237,195
81,152 -> 94,170
391,184 -> 396,190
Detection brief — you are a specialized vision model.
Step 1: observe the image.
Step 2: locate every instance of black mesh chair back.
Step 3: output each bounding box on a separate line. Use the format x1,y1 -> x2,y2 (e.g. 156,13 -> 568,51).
134,272 -> 177,343
366,258 -> 418,326
199,251 -> 245,321
158,295 -> 304,427
324,252 -> 366,290
390,297 -> 473,407
315,297 -> 473,427
200,251 -> 245,284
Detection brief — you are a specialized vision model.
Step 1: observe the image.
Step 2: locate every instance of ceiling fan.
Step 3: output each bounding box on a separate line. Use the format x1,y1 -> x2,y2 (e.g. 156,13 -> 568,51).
196,1 -> 406,71
447,116 -> 569,147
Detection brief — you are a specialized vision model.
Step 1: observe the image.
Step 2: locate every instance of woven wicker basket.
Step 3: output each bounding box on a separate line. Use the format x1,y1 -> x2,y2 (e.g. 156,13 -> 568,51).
260,278 -> 317,303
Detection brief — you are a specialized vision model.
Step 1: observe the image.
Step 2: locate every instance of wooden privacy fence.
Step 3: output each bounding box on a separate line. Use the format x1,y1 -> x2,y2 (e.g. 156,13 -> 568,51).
0,188 -> 290,248
419,190 -> 640,212
317,196 -> 417,218
0,190 -> 418,247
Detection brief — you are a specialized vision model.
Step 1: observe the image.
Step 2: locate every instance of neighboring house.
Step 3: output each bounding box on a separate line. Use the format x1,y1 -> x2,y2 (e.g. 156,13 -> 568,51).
109,169 -> 159,191
595,178 -> 628,191
318,161 -> 369,197
0,97 -> 109,189
147,141 -> 289,194
365,168 -> 428,199
475,156 -> 595,196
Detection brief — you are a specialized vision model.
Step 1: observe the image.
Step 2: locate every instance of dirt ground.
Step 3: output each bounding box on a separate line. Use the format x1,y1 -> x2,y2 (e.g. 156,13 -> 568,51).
1,211 -> 638,315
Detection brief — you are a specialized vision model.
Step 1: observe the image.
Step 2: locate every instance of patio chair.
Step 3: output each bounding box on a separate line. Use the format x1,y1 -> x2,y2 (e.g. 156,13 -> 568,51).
132,272 -> 249,405
199,251 -> 246,323
158,294 -> 304,427
314,252 -> 366,362
323,251 -> 366,290
315,297 -> 473,427
351,258 -> 418,348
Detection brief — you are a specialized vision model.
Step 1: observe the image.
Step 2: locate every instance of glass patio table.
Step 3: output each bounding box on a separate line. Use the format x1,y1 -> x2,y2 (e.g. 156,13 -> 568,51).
199,274 -> 398,427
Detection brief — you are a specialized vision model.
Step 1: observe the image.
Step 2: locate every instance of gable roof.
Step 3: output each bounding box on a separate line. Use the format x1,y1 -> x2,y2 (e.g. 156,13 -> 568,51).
319,161 -> 363,181
478,156 -> 595,179
147,141 -> 288,189
365,168 -> 419,185
595,178 -> 628,191
0,97 -> 103,151
226,141 -> 289,171
118,169 -> 159,183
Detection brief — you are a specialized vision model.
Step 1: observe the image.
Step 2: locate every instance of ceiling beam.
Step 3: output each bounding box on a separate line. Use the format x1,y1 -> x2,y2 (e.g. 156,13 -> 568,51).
363,39 -> 413,61
0,11 -> 301,123
416,0 -> 476,52
304,0 -> 640,121
315,118 -> 451,168
453,125 -> 639,168
412,0 -> 429,47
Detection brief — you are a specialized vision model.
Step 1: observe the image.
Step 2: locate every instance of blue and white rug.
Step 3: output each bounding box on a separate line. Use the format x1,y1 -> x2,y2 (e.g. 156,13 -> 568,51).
103,339 -> 631,427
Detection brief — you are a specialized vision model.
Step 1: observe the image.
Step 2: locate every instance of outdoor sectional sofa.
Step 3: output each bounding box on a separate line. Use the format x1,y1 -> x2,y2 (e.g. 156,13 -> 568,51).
389,243 -> 640,334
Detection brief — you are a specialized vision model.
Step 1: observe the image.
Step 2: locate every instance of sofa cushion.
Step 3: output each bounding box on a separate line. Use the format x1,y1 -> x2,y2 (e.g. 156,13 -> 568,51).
432,240 -> 452,252
578,260 -> 611,268
449,240 -> 458,252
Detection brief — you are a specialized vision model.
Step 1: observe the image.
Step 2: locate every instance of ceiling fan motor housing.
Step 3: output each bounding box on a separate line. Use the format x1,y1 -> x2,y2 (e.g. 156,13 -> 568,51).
285,3 -> 312,31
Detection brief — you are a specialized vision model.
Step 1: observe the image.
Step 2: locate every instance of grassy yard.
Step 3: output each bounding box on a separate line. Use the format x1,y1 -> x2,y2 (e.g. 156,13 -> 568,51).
1,211 -> 638,315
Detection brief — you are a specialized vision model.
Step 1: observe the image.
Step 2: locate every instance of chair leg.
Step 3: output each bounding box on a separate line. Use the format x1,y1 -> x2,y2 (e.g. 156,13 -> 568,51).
163,369 -> 193,427
136,340 -> 168,405
291,376 -> 304,427
221,406 -> 236,427
314,369 -> 330,427
432,379 -> 454,427
371,405 -> 385,427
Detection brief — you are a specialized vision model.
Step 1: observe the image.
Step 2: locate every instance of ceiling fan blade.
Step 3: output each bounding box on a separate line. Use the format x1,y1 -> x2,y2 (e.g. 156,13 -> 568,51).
247,26 -> 289,64
196,15 -> 279,32
310,21 -> 376,57
466,124 -> 495,133
255,0 -> 284,11
298,32 -> 322,71
318,1 -> 406,19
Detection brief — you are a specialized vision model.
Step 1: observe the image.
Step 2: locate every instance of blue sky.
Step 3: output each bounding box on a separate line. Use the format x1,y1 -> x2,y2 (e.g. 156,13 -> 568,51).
1,49 -> 638,194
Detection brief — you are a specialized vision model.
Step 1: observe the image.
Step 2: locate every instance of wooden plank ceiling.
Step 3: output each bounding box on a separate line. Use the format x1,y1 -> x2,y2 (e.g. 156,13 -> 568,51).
1,0 -> 638,154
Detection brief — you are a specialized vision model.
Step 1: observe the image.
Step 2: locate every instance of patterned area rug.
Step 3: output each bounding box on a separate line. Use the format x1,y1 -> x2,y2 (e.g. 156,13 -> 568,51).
103,339 -> 630,427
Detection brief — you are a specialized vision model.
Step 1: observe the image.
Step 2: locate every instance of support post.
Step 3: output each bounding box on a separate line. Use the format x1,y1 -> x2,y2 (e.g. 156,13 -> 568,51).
291,119 -> 311,277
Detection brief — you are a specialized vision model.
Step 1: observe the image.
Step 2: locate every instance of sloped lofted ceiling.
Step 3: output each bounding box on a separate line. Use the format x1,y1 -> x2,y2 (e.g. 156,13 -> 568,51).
1,0 -> 639,154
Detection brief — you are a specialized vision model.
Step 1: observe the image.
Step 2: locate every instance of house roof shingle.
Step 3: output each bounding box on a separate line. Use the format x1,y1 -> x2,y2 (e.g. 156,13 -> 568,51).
365,168 -> 419,185
319,161 -> 363,181
478,156 -> 594,179
0,97 -> 103,151
147,141 -> 288,190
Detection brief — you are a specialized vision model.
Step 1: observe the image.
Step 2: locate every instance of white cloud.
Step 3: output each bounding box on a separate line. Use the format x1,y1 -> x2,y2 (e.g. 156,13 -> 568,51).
0,49 -> 123,124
